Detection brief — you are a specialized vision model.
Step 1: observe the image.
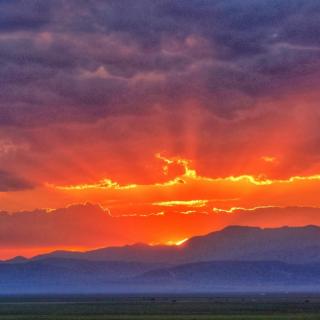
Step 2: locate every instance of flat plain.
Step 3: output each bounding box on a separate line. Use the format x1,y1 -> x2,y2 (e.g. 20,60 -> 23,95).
1,295 -> 320,319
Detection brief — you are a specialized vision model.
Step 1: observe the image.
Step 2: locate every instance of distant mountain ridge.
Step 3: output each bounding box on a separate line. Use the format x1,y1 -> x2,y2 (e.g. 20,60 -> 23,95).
32,243 -> 180,264
3,225 -> 320,293
29,225 -> 320,264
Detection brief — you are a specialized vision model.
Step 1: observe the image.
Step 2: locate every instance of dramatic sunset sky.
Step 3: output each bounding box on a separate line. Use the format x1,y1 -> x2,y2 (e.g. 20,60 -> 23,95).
1,0 -> 320,259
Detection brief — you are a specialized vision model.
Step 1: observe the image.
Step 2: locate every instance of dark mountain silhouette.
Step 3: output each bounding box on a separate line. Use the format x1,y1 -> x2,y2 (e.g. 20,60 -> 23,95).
3,225 -> 320,293
3,256 -> 28,264
33,243 -> 180,264
182,225 -> 320,264
32,225 -> 320,264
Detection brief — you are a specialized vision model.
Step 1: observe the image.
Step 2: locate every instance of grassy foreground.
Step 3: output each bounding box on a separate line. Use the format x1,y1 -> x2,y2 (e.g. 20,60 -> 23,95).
1,295 -> 320,319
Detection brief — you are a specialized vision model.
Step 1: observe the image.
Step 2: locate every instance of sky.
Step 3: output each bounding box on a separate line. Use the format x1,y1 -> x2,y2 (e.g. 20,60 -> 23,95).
1,0 -> 320,259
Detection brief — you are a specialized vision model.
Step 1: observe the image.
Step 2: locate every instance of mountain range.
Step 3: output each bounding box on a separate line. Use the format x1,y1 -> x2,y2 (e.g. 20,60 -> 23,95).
2,225 -> 320,293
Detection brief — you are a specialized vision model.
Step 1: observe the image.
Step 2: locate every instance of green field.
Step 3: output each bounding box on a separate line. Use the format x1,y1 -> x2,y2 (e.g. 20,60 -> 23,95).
1,295 -> 320,319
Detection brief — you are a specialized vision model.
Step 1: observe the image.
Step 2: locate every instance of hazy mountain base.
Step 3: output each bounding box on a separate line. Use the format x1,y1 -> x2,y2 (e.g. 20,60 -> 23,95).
1,259 -> 320,294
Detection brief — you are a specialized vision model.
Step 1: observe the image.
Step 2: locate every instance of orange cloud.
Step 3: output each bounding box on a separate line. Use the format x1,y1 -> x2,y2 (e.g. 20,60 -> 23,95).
153,200 -> 208,208
212,205 -> 282,214
48,178 -> 137,191
2,204 -> 320,259
48,153 -> 320,196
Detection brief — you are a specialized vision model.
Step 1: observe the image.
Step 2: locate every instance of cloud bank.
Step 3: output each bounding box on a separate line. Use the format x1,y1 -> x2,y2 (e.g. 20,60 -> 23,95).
0,0 -> 319,126
2,203 -> 320,259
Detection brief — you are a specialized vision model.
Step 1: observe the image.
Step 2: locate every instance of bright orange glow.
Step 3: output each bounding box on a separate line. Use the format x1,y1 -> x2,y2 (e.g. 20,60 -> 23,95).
48,154 -> 320,193
212,205 -> 282,214
261,156 -> 277,163
48,178 -> 137,191
166,238 -> 189,246
4,153 -> 320,259
153,200 -> 208,207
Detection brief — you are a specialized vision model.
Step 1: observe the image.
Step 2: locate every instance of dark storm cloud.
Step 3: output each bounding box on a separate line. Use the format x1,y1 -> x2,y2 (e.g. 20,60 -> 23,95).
0,0 -> 51,31
0,0 -> 319,125
0,170 -> 34,191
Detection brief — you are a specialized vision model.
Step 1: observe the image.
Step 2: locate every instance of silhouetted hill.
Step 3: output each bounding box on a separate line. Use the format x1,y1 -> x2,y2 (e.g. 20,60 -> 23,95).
2,256 -> 28,264
32,225 -> 320,264
182,225 -> 320,263
4,226 -> 320,293
33,243 -> 180,263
